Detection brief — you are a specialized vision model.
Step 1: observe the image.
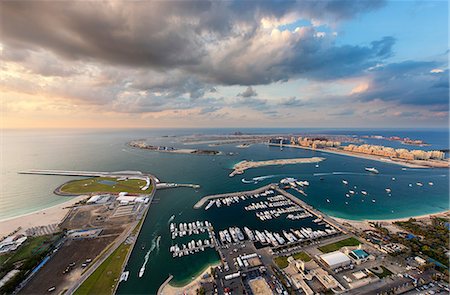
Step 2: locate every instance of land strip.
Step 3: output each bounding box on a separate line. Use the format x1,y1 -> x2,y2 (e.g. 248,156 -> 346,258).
229,157 -> 325,177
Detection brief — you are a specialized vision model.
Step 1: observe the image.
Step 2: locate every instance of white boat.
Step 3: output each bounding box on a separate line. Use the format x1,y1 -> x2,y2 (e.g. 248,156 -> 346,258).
205,200 -> 214,210
428,182 -> 434,186
342,180 -> 348,185
365,167 -> 379,174
349,190 -> 355,194
361,191 -> 368,195
416,182 -> 423,186
345,194 -> 350,198
372,199 -> 376,203
345,202 -> 348,205
315,164 -> 319,168
409,183 -> 413,187
326,199 -> 330,203
385,188 -> 391,193
392,177 -> 396,181
138,267 -> 145,278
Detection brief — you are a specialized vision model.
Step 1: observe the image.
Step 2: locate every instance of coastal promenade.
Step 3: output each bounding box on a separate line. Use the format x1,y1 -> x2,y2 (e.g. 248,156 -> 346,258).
268,143 -> 449,168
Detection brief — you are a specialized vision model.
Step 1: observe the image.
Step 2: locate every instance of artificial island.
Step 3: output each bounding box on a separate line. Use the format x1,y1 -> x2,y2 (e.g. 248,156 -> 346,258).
0,132 -> 449,295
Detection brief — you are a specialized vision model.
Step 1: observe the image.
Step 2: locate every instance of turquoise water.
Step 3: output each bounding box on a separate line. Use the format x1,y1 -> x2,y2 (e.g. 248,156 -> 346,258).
1,128 -> 448,293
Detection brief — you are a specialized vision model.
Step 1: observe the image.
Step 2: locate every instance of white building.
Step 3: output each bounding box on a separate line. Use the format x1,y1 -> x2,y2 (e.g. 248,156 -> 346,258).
319,251 -> 351,269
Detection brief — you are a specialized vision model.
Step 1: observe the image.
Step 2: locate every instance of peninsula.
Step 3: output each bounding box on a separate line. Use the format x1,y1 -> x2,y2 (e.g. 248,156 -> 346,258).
128,140 -> 220,155
229,157 -> 325,177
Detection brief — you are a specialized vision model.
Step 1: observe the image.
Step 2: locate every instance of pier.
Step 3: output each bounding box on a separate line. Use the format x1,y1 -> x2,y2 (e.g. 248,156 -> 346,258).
274,187 -> 348,234
19,169 -> 144,177
193,184 -> 276,209
156,183 -> 200,190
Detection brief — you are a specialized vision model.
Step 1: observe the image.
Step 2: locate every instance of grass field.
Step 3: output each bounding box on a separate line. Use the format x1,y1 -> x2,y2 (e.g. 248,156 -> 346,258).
74,242 -> 131,295
274,251 -> 311,269
59,177 -> 153,195
0,235 -> 52,265
318,237 -> 361,253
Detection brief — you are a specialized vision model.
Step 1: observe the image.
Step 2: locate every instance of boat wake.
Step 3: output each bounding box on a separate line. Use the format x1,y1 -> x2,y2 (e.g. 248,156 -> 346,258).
138,235 -> 160,278
167,215 -> 175,224
241,175 -> 278,184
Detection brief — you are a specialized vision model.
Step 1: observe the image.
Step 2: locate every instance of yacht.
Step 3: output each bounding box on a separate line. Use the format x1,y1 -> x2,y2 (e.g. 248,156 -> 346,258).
392,177 -> 396,181
349,190 -> 355,194
342,180 -> 348,185
235,227 -> 245,241
428,182 -> 434,186
244,227 -> 255,241
205,200 -> 214,210
365,167 -> 379,174
416,182 -> 423,186
361,191 -> 368,195
139,267 -> 145,278
326,199 -> 330,203
385,188 -> 391,193
372,199 -> 376,203
345,194 -> 350,198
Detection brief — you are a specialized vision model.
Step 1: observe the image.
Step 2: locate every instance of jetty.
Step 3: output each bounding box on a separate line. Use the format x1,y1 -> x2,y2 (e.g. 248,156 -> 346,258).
156,183 -> 200,190
19,169 -> 145,177
193,184 -> 276,209
274,187 -> 347,234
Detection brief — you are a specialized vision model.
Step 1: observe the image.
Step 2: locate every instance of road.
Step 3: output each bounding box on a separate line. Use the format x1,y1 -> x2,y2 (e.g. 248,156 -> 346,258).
65,174 -> 158,295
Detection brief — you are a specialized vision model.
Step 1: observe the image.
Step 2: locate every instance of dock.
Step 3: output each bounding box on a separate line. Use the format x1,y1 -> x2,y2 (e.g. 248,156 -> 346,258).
156,183 -> 200,190
193,184 -> 276,209
274,187 -> 348,234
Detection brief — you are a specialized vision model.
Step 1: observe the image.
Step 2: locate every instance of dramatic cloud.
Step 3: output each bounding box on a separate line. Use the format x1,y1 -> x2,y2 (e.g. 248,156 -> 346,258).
352,61 -> 449,110
1,0 -> 447,128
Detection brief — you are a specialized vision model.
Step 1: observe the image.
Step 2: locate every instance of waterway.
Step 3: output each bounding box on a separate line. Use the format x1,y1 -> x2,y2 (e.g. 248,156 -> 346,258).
1,128 -> 448,293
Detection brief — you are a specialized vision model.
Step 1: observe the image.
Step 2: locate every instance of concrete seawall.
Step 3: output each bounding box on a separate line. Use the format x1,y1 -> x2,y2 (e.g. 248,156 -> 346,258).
193,184 -> 277,209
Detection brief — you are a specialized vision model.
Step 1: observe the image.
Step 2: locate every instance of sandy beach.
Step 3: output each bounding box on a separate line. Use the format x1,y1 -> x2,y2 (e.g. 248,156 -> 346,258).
0,195 -> 88,238
230,157 -> 325,177
332,210 -> 450,232
276,144 -> 449,168
159,262 -> 220,295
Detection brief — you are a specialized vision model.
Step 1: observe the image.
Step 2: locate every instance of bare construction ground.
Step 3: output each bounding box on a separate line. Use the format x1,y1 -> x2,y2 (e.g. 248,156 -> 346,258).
19,236 -> 116,295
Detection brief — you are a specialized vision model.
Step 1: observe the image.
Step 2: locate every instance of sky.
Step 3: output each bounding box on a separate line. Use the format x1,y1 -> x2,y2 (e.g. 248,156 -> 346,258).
1,0 -> 448,129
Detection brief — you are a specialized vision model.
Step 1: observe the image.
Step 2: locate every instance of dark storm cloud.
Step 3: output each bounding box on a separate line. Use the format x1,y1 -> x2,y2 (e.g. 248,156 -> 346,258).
354,61 -> 449,110
0,0 -> 386,85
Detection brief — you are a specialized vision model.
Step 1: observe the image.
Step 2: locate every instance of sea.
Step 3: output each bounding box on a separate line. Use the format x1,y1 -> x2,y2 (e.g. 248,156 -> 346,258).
1,128 -> 449,293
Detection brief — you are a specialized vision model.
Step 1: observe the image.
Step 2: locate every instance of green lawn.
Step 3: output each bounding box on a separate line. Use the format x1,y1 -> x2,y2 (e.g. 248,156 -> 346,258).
274,251 -> 311,269
0,235 -> 52,266
74,242 -> 131,295
318,237 -> 361,253
274,256 -> 289,269
59,177 -> 153,195
292,252 -> 311,262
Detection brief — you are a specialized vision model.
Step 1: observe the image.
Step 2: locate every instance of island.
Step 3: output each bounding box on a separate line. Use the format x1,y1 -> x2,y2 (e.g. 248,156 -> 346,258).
128,140 -> 220,155
229,157 -> 325,177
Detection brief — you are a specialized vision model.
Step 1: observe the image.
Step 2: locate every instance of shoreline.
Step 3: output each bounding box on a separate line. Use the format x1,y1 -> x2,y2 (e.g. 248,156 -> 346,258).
276,144 -> 449,169
331,210 -> 450,230
0,195 -> 88,237
159,261 -> 221,295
